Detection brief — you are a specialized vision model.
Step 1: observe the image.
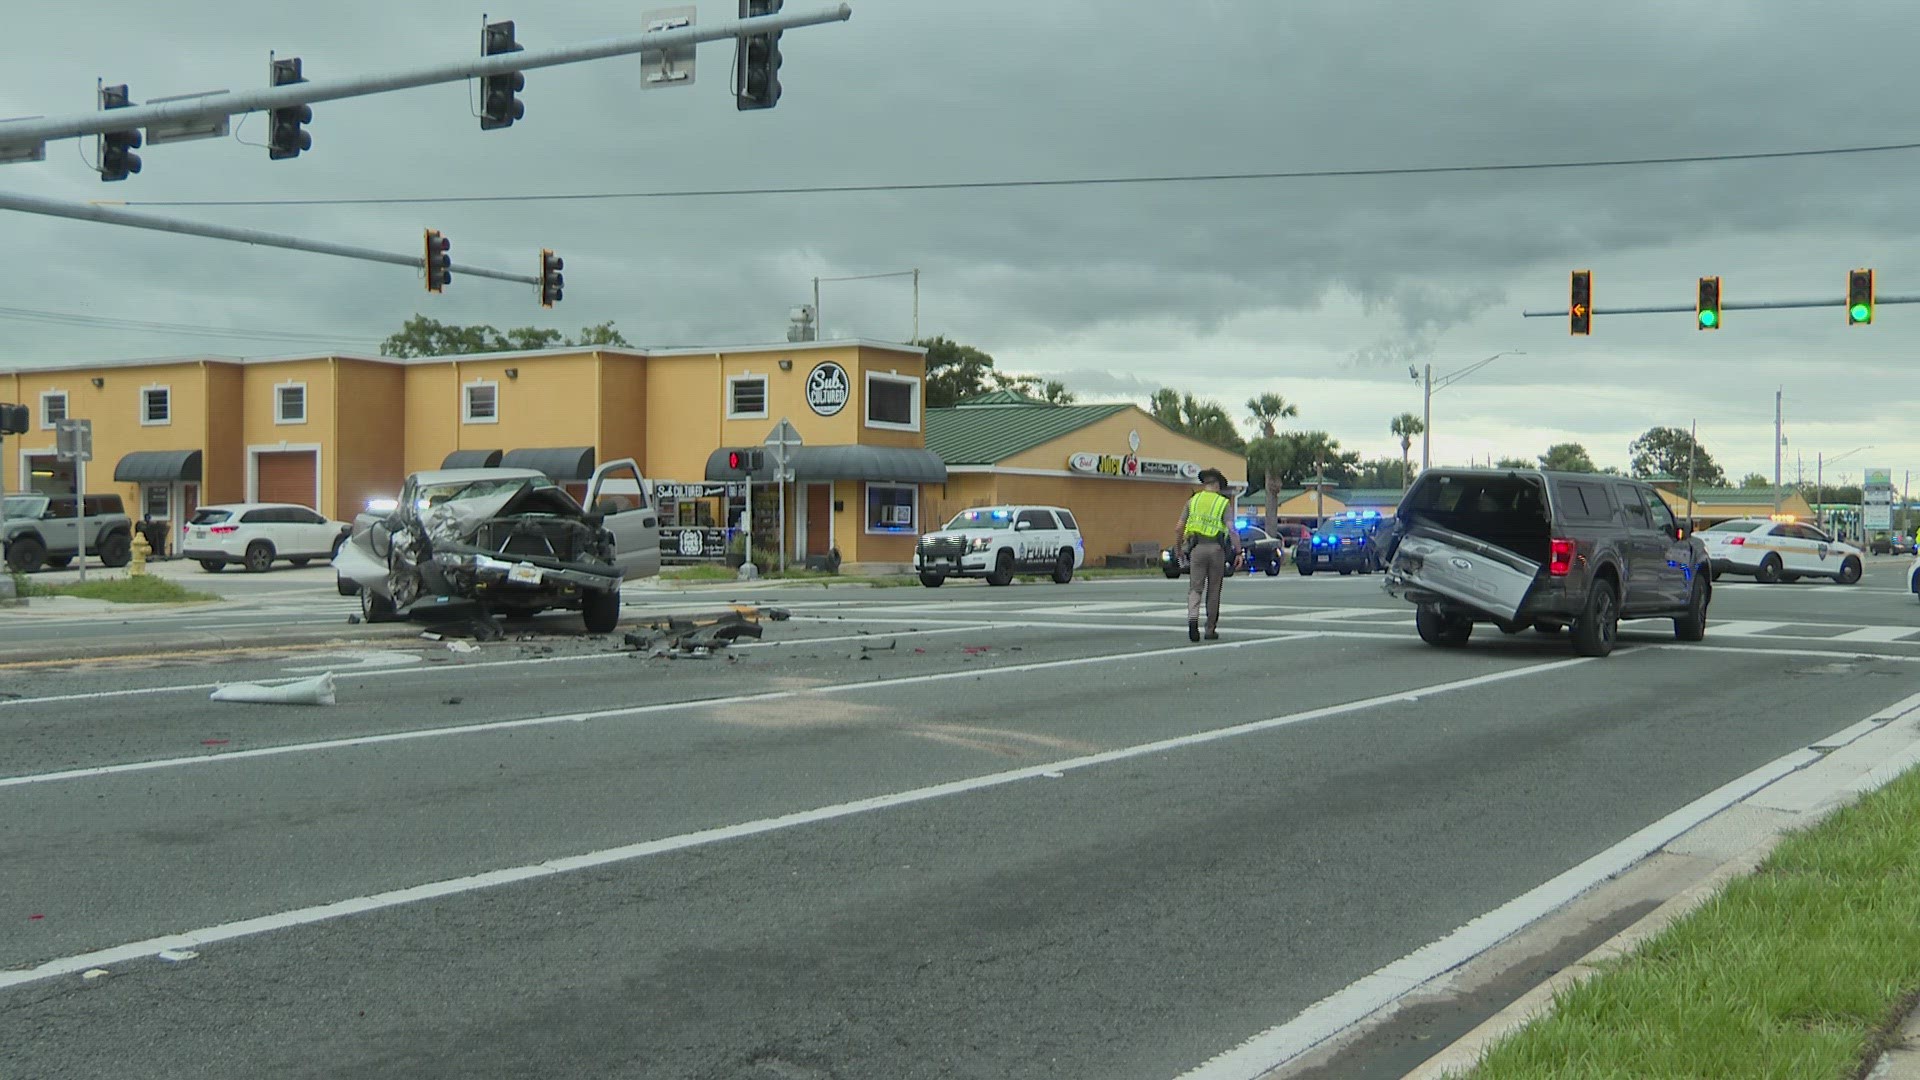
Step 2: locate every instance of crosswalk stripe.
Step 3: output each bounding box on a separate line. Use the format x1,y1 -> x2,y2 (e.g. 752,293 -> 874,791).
1830,626 -> 1920,643
1710,620 -> 1790,636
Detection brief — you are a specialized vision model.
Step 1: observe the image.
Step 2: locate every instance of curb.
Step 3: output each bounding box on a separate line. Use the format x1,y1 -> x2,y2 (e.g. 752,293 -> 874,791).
1399,710 -> 1920,1080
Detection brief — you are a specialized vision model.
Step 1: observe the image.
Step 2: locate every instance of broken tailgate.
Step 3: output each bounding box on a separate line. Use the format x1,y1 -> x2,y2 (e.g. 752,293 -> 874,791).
1384,523 -> 1541,622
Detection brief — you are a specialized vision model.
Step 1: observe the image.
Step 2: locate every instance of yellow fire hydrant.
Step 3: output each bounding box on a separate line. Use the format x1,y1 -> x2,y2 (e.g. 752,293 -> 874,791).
130,530 -> 151,576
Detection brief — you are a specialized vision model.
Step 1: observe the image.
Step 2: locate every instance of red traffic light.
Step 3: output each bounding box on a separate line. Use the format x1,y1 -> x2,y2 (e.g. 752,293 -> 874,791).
728,450 -> 745,471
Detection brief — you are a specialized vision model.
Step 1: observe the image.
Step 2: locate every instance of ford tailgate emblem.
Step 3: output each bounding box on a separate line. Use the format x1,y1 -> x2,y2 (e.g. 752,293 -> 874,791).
1449,556 -> 1473,570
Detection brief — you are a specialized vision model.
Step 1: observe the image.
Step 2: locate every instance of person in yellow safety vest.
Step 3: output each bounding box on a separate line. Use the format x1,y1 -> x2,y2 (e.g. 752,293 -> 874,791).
1174,468 -> 1242,642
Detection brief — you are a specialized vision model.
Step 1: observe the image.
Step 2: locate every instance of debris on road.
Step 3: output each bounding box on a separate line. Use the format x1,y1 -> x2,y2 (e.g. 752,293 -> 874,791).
861,640 -> 897,652
623,607 -> 768,658
209,672 -> 337,707
157,950 -> 198,963
444,696 -> 463,706
446,640 -> 479,654
422,615 -> 505,642
82,969 -> 110,981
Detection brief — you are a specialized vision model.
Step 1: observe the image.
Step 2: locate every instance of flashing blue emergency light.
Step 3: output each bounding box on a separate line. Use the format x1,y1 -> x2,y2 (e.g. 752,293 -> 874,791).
1234,517 -> 1249,530
992,509 -> 1010,519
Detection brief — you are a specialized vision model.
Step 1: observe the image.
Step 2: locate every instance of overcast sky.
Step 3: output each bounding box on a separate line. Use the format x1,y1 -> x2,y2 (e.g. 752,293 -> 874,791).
3,1 -> 1917,485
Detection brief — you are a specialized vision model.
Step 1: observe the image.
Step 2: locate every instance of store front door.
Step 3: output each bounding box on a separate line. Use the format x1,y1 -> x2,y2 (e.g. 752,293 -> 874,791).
804,483 -> 833,557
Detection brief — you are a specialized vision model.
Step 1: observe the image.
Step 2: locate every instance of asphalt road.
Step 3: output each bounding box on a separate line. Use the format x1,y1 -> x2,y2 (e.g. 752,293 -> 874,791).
4,560 -> 1919,1079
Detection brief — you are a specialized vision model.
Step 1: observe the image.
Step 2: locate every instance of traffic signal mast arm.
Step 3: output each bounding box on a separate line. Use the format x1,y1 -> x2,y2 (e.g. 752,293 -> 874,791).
0,189 -> 538,287
1523,290 -> 1920,318
0,4 -> 850,159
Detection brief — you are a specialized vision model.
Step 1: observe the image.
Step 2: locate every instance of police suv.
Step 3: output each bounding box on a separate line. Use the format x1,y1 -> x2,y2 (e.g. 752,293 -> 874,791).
1698,517 -> 1864,584
915,505 -> 1085,587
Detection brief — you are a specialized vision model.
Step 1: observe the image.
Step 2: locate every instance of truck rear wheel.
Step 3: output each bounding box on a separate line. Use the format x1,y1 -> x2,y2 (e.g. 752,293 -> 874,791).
1572,579 -> 1620,657
98,532 -> 132,568
1415,606 -> 1472,647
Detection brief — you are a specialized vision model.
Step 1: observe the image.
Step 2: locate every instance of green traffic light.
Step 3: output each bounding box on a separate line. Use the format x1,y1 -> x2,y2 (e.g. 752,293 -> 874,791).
1851,303 -> 1871,322
1698,310 -> 1718,328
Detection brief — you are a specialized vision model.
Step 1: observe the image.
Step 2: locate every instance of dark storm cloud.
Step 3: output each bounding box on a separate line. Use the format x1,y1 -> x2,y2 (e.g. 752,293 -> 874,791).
6,0 -> 1920,472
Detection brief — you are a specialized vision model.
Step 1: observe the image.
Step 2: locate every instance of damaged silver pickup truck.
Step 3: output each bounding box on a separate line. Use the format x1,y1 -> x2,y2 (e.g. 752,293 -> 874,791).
333,459 -> 660,633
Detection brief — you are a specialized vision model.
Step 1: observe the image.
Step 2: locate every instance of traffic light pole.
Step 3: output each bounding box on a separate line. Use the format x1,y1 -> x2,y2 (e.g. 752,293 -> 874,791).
1523,293 -> 1920,319
0,190 -> 538,286
0,5 -> 852,158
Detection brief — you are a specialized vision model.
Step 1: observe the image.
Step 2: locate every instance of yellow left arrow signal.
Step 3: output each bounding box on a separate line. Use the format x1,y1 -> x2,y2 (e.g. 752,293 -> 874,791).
1571,304 -> 1587,317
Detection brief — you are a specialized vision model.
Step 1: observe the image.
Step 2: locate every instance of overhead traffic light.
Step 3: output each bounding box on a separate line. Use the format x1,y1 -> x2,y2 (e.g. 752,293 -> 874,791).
424,229 -> 451,293
539,249 -> 564,308
0,403 -> 28,436
1569,269 -> 1592,336
97,84 -> 141,182
735,1 -> 784,111
724,448 -> 765,476
480,21 -> 526,130
1848,268 -> 1875,325
268,57 -> 313,161
1696,276 -> 1721,330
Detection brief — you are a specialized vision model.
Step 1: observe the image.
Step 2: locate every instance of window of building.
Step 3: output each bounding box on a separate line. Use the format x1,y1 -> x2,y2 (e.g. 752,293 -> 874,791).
143,485 -> 169,521
728,375 -> 768,419
866,482 -> 917,533
275,382 -> 307,424
39,391 -> 67,430
464,381 -> 498,424
865,372 -> 919,431
141,386 -> 171,426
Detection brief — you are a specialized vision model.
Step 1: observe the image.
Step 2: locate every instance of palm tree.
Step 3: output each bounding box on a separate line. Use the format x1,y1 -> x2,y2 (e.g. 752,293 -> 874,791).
1390,412 -> 1425,490
1246,393 -> 1299,439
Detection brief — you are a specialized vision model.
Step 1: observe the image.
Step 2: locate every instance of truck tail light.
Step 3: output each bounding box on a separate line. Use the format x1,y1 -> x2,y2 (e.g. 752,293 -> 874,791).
1549,538 -> 1575,577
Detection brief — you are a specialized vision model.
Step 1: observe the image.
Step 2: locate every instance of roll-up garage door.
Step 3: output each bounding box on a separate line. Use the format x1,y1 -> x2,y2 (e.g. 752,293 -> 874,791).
256,450 -> 318,508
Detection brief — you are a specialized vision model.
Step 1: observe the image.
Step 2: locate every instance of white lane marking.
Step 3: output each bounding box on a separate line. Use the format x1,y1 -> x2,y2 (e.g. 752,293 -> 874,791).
282,651 -> 423,674
1830,626 -> 1920,643
0,649 -> 1590,992
1174,691 -> 1920,1080
0,624 -> 1001,709
0,633 -> 1319,789
1651,643 -> 1920,663
1711,621 -> 1791,636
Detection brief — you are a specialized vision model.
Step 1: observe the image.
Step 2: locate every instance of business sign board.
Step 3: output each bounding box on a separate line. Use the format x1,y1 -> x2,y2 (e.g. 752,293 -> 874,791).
1068,452 -> 1201,481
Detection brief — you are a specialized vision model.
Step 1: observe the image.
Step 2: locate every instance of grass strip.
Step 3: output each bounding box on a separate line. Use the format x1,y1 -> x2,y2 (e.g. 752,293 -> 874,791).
1463,764 -> 1920,1080
17,575 -> 219,604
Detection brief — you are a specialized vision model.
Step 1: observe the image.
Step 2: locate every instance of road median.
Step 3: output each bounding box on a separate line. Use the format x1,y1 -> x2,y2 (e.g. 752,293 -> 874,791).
1426,754 -> 1920,1079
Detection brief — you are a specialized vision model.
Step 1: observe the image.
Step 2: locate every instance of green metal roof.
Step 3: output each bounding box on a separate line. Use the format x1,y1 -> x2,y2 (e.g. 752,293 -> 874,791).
1238,487 -> 1404,505
925,400 -> 1133,466
1686,487 -> 1802,505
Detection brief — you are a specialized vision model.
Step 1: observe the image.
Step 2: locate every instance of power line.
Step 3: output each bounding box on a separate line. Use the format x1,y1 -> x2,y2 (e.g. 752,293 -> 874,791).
116,137 -> 1920,209
0,303 -> 378,347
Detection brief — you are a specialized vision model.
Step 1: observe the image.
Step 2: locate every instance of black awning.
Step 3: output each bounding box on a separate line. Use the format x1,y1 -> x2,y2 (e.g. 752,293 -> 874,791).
441,449 -> 503,469
113,449 -> 202,483
702,445 -> 947,484
500,446 -> 597,481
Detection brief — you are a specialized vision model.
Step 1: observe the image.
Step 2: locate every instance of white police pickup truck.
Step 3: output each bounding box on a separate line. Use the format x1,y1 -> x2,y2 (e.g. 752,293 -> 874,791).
914,505 -> 1085,587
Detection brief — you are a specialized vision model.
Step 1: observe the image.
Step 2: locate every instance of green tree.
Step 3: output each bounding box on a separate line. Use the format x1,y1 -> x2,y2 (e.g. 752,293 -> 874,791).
1494,456 -> 1534,470
985,370 -> 1077,404
380,316 -> 632,358
1244,436 -> 1288,534
1350,457 -> 1405,488
1538,442 -> 1597,473
1389,412 -> 1425,489
1629,427 -> 1726,487
1740,472 -> 1772,489
1246,393 -> 1299,439
1150,390 -> 1245,452
914,336 -> 999,408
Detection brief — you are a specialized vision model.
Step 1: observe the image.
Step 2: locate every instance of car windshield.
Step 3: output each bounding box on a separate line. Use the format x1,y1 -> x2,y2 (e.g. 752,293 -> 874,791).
413,478 -> 534,511
1706,520 -> 1764,533
3,495 -> 47,518
945,509 -> 1012,530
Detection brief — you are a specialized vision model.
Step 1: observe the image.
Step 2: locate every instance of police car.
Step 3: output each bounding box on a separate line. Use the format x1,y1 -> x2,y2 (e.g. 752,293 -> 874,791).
1297,511 -> 1386,575
1159,518 -> 1288,577
1699,516 -> 1864,584
915,505 -> 1085,587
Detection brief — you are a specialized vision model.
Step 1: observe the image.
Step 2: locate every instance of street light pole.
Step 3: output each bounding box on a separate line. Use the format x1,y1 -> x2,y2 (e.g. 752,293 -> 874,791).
1420,350 -> 1525,472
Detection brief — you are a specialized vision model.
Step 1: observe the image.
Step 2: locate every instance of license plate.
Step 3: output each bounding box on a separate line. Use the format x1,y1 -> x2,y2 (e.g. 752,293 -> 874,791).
192,528 -> 207,538
508,563 -> 543,585
1317,555 -> 1330,563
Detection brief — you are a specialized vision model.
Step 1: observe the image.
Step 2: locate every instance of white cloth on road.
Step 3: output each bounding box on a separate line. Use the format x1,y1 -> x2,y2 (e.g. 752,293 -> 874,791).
209,672 -> 337,706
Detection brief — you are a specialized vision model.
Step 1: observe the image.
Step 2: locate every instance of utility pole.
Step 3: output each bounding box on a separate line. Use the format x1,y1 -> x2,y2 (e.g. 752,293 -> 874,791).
1420,364 -> 1432,472
1773,389 -> 1783,514
1685,419 -> 1698,530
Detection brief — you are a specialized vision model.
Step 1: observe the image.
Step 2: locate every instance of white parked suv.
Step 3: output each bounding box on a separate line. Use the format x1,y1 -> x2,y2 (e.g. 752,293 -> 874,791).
1699,517 -> 1864,585
914,505 -> 1085,587
182,503 -> 353,573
